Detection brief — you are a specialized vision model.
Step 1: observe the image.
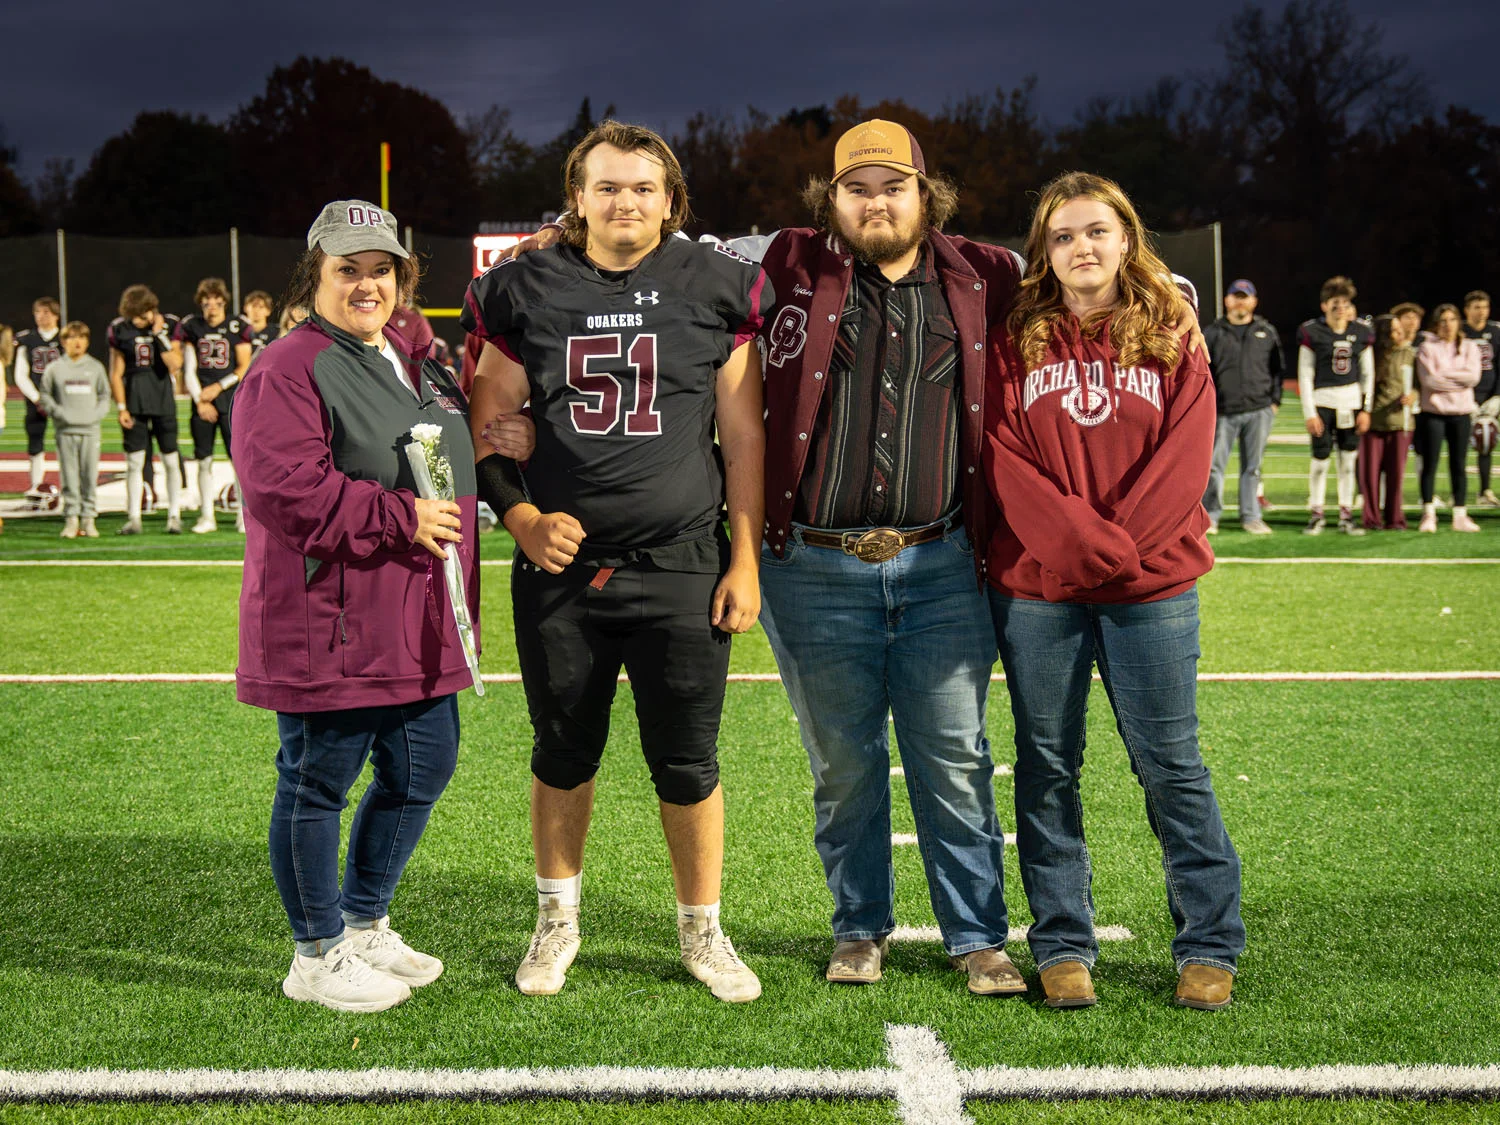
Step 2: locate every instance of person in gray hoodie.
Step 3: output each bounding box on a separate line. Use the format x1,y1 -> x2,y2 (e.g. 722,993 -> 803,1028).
38,322 -> 111,538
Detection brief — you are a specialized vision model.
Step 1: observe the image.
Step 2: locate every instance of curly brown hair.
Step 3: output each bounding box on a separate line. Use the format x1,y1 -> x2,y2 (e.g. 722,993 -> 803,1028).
194,277 -> 230,307
559,120 -> 693,248
800,172 -> 959,233
1009,172 -> 1185,373
118,284 -> 159,321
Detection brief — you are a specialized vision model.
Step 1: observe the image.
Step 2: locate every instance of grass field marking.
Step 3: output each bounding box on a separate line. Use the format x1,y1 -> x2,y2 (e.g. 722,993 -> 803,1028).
959,1062 -> 1500,1100
1214,557 -> 1500,565
888,925 -> 1135,944
885,1024 -> 973,1125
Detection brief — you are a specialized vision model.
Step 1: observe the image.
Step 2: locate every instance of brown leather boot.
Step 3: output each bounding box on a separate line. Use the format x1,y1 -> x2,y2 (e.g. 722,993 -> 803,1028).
826,937 -> 888,984
1038,961 -> 1096,1008
1175,964 -> 1234,1010
951,947 -> 1027,996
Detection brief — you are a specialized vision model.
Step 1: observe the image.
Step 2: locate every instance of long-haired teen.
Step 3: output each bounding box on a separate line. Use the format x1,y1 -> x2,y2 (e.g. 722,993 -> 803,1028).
983,172 -> 1244,1011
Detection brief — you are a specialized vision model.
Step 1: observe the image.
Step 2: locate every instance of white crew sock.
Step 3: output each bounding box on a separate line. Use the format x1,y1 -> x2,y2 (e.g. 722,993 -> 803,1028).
677,901 -> 721,928
1335,449 -> 1358,509
28,452 -> 45,490
125,450 -> 146,522
1308,458 -> 1330,512
162,451 -> 182,518
197,456 -> 216,515
537,873 -> 581,910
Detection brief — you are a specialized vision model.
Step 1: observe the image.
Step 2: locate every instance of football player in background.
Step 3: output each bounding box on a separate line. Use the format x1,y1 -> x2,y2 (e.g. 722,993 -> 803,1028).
107,285 -> 183,534
1461,290 -> 1500,507
14,297 -> 64,495
462,121 -> 769,1004
242,290 -> 277,355
1297,276 -> 1374,535
176,278 -> 252,532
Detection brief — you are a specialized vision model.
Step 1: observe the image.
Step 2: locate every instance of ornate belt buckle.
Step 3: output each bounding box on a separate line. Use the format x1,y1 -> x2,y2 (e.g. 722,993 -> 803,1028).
843,527 -> 904,564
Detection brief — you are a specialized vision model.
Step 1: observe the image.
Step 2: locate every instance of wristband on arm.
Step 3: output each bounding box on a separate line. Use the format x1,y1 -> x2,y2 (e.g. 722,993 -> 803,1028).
475,453 -> 529,517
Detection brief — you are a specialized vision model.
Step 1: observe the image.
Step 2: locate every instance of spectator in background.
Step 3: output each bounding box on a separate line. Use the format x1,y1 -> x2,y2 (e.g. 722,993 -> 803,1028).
0,323 -> 13,431
1460,290 -> 1500,507
1415,304 -> 1482,532
1296,276 -> 1374,536
14,297 -> 64,495
243,290 -> 277,355
175,278 -> 252,534
1390,302 -> 1426,347
1360,314 -> 1417,531
1202,279 -> 1281,535
38,322 -> 110,538
107,285 -> 183,534
278,305 -> 309,336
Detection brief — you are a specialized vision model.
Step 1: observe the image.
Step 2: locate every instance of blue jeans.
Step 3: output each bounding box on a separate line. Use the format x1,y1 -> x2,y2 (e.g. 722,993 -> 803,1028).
760,525 -> 1009,956
269,695 -> 460,951
988,588 -> 1244,973
1203,406 -> 1275,525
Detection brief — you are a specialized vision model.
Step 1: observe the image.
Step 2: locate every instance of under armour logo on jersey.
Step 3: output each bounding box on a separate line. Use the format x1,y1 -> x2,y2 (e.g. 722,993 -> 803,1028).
634,291 -> 659,306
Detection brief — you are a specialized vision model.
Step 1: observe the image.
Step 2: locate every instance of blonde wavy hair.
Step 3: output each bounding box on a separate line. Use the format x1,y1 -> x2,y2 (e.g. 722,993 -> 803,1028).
1010,172 -> 1185,372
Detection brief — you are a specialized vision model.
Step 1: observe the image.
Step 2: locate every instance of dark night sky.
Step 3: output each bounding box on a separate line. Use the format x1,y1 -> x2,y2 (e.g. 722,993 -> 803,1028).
1,0 -> 1489,182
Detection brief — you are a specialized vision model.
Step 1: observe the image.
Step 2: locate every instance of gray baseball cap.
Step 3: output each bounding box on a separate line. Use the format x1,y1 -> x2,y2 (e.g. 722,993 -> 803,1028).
306,200 -> 410,259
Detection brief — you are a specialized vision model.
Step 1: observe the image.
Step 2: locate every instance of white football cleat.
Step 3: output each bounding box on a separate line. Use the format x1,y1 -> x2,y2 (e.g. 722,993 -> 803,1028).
515,900 -> 581,996
679,915 -> 760,1003
193,514 -> 217,534
281,937 -> 410,1013
343,917 -> 444,986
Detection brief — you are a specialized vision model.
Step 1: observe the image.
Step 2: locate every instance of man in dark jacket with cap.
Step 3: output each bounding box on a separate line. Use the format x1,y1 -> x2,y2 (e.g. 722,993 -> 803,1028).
1202,279 -> 1283,534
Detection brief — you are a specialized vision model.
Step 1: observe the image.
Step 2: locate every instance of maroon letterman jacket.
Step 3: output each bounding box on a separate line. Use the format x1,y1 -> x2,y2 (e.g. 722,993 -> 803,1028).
757,227 -> 1022,581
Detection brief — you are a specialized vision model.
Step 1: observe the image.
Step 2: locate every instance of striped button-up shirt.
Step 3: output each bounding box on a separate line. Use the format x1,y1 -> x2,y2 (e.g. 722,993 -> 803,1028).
794,245 -> 961,530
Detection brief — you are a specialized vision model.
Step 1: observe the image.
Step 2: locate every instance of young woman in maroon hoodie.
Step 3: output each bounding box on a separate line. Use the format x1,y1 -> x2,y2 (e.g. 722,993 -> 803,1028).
982,173 -> 1244,1012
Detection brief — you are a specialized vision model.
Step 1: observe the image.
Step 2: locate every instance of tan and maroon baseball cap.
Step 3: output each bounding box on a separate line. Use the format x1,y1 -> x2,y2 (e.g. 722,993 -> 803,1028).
832,119 -> 926,182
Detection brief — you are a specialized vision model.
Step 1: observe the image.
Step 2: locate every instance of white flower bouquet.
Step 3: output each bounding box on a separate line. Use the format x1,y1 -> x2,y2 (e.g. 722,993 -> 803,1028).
405,423 -> 483,696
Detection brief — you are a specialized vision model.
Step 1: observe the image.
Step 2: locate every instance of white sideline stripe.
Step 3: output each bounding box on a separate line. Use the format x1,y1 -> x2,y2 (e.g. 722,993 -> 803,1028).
892,833 -> 1016,847
1215,557 -> 1499,565
889,925 -> 1135,944
3,556 -> 1494,567
886,1025 -> 972,1125
960,1064 -> 1500,1100
5,671 -> 1497,686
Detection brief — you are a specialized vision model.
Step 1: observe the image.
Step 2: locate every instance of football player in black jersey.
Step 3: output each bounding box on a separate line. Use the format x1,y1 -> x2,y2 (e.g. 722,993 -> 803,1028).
107,285 -> 184,534
242,290 -> 278,356
176,278 -> 252,532
462,121 -> 770,1004
1462,290 -> 1500,507
13,297 -> 64,496
1296,276 -> 1374,534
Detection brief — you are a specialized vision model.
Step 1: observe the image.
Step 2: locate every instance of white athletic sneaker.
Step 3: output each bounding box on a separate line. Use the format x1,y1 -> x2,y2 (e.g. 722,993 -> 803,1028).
81,518 -> 99,538
60,517 -> 79,539
1480,490 -> 1500,509
679,915 -> 761,1003
343,917 -> 444,986
281,937 -> 411,1013
1452,510 -> 1482,533
193,514 -> 217,534
515,900 -> 581,995
117,519 -> 143,536
165,515 -> 183,534
1242,520 -> 1273,536
1419,510 -> 1438,533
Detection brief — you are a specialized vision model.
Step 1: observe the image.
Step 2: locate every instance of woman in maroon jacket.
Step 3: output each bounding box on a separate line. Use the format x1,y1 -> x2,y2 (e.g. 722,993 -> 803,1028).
982,173 -> 1244,1012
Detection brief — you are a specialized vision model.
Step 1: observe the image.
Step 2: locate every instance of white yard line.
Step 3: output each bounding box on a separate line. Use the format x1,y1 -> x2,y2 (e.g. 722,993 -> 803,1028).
5,671 -> 1496,685
889,925 -> 1135,945
7,1028 -> 1490,1111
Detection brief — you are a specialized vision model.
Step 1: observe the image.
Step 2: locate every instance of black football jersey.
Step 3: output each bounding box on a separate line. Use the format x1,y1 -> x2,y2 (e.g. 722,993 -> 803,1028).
175,314 -> 248,386
1297,317 -> 1373,389
107,316 -> 176,416
461,238 -> 771,551
247,323 -> 277,355
1462,320 -> 1500,401
14,329 -> 63,386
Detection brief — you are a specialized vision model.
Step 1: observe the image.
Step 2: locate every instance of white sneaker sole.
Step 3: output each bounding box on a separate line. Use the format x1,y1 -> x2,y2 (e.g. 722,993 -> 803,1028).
375,958 -> 444,987
281,974 -> 410,1012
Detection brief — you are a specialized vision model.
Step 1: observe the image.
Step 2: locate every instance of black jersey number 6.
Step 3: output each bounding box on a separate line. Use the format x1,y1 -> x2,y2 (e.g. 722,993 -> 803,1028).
566,333 -> 663,437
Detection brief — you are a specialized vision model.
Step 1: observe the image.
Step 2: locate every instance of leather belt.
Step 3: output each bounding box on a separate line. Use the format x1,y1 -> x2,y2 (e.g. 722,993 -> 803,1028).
799,522 -> 946,564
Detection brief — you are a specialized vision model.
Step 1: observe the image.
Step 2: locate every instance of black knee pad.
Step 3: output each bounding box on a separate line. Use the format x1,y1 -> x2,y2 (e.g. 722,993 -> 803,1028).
649,750 -> 720,806
531,744 -> 603,791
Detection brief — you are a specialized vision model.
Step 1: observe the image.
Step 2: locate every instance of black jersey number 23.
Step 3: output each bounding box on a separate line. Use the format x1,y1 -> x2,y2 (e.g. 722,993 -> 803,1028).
567,333 -> 662,437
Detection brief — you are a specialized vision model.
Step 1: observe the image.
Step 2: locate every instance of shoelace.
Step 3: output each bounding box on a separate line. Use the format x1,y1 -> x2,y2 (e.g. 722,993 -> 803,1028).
327,949 -> 375,984
528,918 -> 577,961
682,928 -> 746,973
358,928 -> 405,953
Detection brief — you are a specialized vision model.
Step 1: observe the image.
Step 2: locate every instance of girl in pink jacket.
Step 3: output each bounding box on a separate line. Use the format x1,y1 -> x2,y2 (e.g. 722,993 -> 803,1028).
1415,304 -> 1481,531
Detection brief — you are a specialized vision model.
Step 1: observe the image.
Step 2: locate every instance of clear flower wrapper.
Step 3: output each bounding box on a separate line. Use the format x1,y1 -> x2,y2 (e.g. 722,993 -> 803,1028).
405,424 -> 483,696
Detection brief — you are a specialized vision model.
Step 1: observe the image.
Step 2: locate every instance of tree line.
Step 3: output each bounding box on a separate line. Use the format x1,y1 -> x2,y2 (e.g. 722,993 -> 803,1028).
1,0 -> 1497,332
